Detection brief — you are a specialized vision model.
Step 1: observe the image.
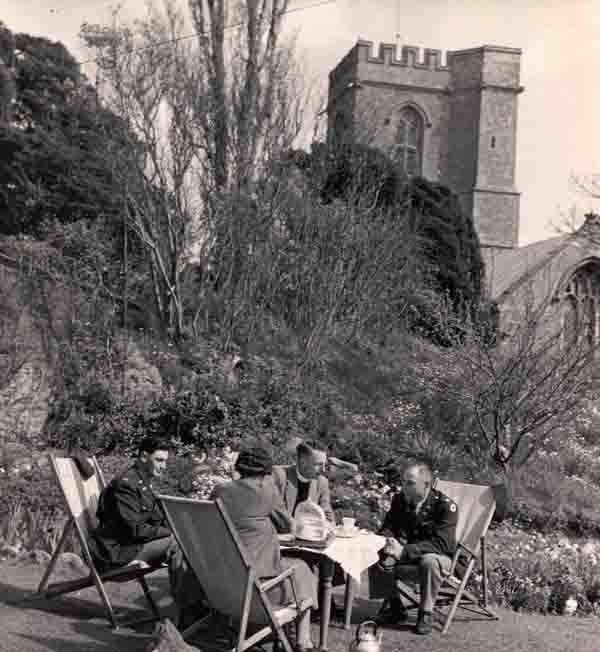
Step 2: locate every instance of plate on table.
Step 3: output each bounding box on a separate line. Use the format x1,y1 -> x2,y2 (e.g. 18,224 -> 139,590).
335,526 -> 359,539
278,534 -> 296,545
294,534 -> 334,549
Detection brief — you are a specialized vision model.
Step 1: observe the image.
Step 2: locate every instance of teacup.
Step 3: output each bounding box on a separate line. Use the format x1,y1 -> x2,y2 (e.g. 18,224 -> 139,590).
342,517 -> 356,533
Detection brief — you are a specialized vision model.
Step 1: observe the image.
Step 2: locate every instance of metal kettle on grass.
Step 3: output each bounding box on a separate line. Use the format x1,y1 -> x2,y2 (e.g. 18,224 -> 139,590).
349,621 -> 383,652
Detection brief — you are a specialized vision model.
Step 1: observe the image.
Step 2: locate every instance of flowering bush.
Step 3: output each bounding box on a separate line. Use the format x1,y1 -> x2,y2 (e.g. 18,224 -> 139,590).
485,523 -> 600,616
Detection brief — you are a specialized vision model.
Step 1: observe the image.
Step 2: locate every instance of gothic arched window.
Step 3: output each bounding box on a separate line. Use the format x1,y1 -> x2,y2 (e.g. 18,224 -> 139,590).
561,262 -> 600,349
396,106 -> 424,177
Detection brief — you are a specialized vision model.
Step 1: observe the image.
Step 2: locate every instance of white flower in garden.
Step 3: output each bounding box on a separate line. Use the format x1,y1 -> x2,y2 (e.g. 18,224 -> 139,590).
581,542 -> 597,557
563,597 -> 578,616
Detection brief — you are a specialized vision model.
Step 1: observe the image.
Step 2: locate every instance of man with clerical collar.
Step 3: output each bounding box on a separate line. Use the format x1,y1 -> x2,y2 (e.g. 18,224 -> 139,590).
377,463 -> 458,636
272,439 -> 334,522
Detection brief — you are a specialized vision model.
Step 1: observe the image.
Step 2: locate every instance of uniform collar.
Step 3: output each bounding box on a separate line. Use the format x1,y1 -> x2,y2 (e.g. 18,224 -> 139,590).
409,488 -> 434,513
133,459 -> 153,483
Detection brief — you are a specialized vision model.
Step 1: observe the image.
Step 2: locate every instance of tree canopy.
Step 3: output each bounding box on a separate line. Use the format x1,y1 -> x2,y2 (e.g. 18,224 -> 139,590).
0,25 -> 134,235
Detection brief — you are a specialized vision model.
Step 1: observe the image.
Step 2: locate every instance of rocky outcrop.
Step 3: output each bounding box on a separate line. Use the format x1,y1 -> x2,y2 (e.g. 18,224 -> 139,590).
124,339 -> 163,398
0,265 -> 51,442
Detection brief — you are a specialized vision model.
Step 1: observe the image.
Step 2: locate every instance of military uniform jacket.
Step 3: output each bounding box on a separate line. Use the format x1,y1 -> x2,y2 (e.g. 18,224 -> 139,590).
380,488 -> 458,563
89,460 -> 170,569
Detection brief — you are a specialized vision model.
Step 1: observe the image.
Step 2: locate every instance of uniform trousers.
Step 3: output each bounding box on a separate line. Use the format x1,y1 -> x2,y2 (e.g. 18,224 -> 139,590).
394,553 -> 452,613
120,534 -> 206,611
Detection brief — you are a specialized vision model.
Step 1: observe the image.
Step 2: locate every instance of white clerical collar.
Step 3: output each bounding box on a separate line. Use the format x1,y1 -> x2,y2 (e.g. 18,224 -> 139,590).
296,466 -> 311,483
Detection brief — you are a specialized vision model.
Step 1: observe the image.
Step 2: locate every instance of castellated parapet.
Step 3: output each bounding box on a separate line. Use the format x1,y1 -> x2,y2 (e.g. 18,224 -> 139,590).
328,40 -> 523,249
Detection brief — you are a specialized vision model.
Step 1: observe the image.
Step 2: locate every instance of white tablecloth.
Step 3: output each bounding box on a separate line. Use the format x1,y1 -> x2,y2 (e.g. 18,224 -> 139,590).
284,530 -> 386,583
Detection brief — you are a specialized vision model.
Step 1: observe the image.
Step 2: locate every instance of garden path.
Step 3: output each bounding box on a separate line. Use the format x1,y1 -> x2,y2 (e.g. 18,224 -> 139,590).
1,560 -> 599,652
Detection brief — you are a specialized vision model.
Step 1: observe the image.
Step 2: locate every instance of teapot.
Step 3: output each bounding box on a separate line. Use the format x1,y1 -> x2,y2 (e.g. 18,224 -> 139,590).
349,621 -> 382,652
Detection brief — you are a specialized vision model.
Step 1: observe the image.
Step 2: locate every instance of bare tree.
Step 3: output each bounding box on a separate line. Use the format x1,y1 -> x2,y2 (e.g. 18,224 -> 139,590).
80,0 -> 308,341
408,284 -> 600,474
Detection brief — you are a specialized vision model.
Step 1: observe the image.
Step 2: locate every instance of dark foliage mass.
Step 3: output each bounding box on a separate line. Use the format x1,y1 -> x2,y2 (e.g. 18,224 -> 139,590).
0,26 -> 133,235
291,143 -> 486,340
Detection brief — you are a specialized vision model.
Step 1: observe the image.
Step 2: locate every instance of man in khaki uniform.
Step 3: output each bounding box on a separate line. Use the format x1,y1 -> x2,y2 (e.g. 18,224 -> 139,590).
378,463 -> 458,635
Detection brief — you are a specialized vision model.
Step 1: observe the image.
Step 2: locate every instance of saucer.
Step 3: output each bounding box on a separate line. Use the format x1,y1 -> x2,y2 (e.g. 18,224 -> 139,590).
335,526 -> 358,538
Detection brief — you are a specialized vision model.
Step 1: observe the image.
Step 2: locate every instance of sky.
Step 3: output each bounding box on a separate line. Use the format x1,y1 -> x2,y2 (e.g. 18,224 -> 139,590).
3,0 -> 600,245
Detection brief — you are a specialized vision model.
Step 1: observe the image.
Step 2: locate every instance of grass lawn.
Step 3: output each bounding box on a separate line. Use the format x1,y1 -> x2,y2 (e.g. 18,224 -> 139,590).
1,560 -> 599,652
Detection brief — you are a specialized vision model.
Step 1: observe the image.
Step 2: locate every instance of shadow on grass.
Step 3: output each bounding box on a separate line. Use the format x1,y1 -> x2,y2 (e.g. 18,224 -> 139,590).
0,578 -> 163,625
16,627 -> 153,652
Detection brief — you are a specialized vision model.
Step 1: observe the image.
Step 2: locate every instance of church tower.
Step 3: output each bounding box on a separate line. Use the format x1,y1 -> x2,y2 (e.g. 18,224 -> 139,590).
327,41 -> 523,249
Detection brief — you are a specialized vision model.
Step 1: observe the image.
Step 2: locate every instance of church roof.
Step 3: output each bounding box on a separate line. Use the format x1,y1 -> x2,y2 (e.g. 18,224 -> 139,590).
484,215 -> 600,307
484,234 -> 571,301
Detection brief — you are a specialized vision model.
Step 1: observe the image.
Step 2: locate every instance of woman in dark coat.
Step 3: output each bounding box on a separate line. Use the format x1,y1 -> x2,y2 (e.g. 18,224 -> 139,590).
212,445 -> 317,652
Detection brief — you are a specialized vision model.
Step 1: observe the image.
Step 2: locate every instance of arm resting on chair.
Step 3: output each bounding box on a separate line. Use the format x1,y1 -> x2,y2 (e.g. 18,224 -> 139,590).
259,566 -> 296,592
444,542 -> 477,579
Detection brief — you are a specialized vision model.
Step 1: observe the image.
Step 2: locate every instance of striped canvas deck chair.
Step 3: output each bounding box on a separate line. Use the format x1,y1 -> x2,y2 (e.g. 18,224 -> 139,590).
394,480 -> 498,634
158,495 -> 312,652
36,455 -> 163,628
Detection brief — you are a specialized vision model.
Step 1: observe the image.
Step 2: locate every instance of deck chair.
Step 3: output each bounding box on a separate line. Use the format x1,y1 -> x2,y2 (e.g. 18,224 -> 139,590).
393,480 -> 498,634
158,494 -> 313,652
35,455 -> 163,629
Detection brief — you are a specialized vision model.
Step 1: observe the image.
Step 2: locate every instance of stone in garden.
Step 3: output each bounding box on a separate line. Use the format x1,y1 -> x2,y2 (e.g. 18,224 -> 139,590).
145,618 -> 202,652
563,597 -> 578,615
57,552 -> 86,570
0,544 -> 21,559
30,549 -> 52,565
581,541 -> 597,557
124,340 -> 163,397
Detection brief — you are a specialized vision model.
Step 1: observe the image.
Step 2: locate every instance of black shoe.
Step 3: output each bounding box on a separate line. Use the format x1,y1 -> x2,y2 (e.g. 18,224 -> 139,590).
415,611 -> 433,635
376,600 -> 408,626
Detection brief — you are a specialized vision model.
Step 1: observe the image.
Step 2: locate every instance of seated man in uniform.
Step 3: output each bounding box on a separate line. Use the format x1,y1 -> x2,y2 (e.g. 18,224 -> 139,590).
377,463 -> 458,635
88,436 -> 205,628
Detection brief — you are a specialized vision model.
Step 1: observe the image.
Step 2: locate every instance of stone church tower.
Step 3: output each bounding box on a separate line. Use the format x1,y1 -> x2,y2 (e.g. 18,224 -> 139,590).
327,41 -> 523,249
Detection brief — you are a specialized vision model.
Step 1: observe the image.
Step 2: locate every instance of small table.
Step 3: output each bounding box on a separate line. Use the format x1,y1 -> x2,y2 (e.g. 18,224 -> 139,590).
281,530 -> 386,651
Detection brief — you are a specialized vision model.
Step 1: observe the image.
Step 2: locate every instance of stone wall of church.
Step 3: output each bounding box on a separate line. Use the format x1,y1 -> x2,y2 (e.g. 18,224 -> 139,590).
328,41 -> 452,180
477,88 -> 518,189
328,40 -> 523,249
353,83 -> 450,181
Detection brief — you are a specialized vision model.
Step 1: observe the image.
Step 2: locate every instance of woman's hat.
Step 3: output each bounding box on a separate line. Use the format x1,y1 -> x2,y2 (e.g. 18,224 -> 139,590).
235,445 -> 273,474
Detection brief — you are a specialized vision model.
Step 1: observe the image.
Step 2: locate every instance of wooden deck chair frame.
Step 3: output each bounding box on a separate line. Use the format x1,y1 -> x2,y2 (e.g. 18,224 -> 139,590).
159,494 -> 310,652
35,455 -> 163,629
393,480 -> 499,634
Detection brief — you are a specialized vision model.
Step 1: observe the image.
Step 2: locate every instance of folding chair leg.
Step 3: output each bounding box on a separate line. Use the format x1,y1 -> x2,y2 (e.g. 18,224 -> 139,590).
441,560 -> 474,635
37,519 -> 73,593
394,580 -> 420,610
481,536 -> 489,609
139,576 -> 161,621
92,574 -> 119,629
274,625 -> 294,652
